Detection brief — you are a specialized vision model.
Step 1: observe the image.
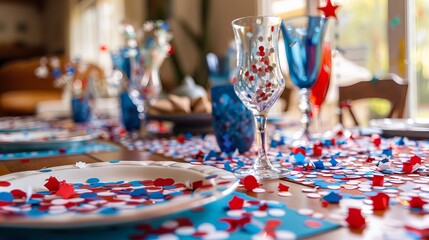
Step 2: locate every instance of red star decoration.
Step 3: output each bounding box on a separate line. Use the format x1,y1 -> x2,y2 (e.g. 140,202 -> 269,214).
371,192 -> 390,211
345,208 -> 366,229
318,0 -> 340,19
55,181 -> 76,199
410,155 -> 422,165
278,182 -> 290,192
409,196 -> 426,209
44,176 -> 60,192
228,195 -> 244,210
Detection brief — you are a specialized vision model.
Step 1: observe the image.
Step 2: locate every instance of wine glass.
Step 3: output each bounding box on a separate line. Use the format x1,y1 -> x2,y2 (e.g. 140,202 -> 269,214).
281,16 -> 328,147
310,42 -> 332,137
232,16 -> 289,180
126,20 -> 172,136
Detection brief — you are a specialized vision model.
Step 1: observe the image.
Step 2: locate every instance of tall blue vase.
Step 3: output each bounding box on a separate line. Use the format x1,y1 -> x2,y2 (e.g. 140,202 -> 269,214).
211,84 -> 255,154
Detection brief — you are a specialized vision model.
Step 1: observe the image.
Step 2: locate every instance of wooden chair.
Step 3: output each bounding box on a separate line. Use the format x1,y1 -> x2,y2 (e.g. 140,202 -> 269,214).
338,73 -> 408,126
280,85 -> 293,111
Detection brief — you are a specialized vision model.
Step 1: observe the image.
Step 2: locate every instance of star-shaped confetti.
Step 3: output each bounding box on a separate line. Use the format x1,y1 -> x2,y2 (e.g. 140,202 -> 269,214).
55,181 -> 76,199
75,161 -> 87,169
318,0 -> 339,19
371,192 -> 390,211
345,208 -> 366,229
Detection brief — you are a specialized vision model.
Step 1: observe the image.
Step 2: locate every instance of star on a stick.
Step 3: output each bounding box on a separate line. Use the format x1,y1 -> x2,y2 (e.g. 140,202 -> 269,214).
318,0 -> 340,19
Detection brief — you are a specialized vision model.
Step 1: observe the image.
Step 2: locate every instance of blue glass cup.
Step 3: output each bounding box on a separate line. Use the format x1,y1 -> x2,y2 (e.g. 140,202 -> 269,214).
211,84 -> 255,154
71,97 -> 91,123
119,91 -> 141,131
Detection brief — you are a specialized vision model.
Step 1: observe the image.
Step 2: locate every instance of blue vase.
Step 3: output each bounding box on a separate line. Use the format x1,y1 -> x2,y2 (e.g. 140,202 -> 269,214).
71,97 -> 91,123
211,84 -> 255,153
119,92 -> 141,131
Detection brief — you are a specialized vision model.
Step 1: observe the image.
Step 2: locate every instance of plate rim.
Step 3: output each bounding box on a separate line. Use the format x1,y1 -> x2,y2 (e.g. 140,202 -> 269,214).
0,160 -> 238,229
369,118 -> 429,139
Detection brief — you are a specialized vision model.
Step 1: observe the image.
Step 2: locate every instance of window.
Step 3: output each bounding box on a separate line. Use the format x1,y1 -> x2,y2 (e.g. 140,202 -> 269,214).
69,0 -> 124,72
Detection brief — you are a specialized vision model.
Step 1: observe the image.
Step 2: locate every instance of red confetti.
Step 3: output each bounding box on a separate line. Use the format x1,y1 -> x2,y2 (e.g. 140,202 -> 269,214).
313,144 -> 322,156
402,162 -> 414,173
321,201 -> 329,208
153,178 -> 175,186
372,174 -> 384,187
370,192 -> 390,211
167,45 -> 174,55
20,159 -> 30,163
410,155 -> 422,165
192,180 -> 203,190
405,225 -> 429,239
264,219 -> 281,237
0,181 -> 11,187
241,175 -> 259,191
305,220 -> 322,228
232,77 -> 237,84
58,148 -> 66,154
177,135 -> 186,144
345,208 -> 366,229
278,183 -> 289,192
409,197 -> 426,209
317,0 -> 340,19
55,181 -> 76,199
44,176 -> 60,192
293,147 -> 306,156
259,203 -> 269,211
10,189 -> 26,199
372,135 -> 381,147
228,195 -> 244,210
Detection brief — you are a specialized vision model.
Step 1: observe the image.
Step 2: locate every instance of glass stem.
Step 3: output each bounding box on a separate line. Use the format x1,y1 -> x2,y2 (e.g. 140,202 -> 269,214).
314,105 -> 322,135
254,114 -> 274,170
298,88 -> 311,136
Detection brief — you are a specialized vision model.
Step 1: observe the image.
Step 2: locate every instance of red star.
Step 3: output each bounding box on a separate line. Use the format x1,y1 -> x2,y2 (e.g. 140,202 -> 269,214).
371,192 -> 390,211
318,0 -> 340,19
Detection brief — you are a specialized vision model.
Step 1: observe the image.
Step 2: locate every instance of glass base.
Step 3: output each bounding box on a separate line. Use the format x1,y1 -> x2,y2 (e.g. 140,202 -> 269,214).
234,167 -> 290,180
292,129 -> 313,148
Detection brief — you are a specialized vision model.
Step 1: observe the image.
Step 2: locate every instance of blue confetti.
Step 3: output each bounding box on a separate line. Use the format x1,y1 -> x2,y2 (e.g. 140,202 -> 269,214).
130,188 -> 148,197
109,160 -> 120,163
39,169 -> 52,173
100,207 -> 118,215
329,157 -> 338,166
0,192 -> 13,202
86,178 -> 100,184
294,152 -> 306,165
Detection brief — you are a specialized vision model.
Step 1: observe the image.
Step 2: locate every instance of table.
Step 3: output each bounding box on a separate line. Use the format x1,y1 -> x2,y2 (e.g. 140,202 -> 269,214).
0,140 -> 424,240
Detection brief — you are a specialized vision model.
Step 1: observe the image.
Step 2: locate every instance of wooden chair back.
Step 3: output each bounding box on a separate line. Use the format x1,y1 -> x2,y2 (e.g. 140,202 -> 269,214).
338,73 -> 408,126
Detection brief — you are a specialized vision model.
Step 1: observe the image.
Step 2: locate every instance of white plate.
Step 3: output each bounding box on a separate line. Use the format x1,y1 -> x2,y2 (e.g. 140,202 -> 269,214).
0,117 -> 48,133
0,130 -> 98,152
0,161 -> 238,228
369,118 -> 429,139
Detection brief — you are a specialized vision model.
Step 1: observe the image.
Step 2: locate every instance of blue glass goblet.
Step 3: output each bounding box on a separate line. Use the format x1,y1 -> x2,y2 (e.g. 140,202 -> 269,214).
281,16 -> 328,147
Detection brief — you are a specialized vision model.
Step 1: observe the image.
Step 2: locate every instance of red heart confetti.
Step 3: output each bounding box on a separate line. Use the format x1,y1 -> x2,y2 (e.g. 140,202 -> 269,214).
241,175 -> 259,191
153,178 -> 175,186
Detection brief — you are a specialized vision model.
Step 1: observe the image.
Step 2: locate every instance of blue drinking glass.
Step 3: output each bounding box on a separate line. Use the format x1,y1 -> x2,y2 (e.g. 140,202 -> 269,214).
119,91 -> 141,132
281,16 -> 328,147
211,84 -> 255,154
71,97 -> 91,123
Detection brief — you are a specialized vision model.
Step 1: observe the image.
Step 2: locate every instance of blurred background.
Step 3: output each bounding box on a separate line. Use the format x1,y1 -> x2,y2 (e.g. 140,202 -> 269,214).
0,0 -> 428,126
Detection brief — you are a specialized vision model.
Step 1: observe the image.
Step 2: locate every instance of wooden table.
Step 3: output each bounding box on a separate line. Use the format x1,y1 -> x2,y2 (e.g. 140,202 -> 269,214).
0,143 -> 424,239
